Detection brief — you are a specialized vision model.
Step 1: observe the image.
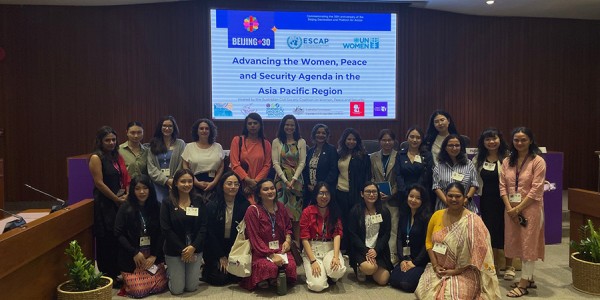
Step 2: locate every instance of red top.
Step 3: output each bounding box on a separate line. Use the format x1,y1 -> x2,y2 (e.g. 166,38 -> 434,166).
299,205 -> 343,240
244,202 -> 292,257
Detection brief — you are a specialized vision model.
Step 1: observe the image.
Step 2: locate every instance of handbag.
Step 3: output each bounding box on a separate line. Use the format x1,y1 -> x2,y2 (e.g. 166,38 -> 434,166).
121,262 -> 168,298
227,206 -> 259,278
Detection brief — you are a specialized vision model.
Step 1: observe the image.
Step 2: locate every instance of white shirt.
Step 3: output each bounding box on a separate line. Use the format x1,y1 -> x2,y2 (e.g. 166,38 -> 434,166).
181,142 -> 224,175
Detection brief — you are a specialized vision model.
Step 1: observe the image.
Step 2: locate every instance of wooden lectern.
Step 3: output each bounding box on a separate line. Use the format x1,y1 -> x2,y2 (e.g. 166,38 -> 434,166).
0,199 -> 94,299
569,189 -> 600,254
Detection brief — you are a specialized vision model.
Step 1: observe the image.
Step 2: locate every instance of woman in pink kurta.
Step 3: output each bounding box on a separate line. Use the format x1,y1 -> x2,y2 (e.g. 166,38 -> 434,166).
229,113 -> 272,204
240,179 -> 297,291
499,127 -> 546,298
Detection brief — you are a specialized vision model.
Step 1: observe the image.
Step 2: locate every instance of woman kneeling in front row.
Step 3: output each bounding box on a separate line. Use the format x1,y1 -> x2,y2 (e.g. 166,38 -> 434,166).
348,181 -> 393,285
300,182 -> 346,292
240,179 -> 297,290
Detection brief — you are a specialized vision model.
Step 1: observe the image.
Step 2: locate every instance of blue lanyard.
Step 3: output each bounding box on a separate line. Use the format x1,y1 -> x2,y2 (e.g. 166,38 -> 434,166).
262,205 -> 277,239
382,153 -> 391,179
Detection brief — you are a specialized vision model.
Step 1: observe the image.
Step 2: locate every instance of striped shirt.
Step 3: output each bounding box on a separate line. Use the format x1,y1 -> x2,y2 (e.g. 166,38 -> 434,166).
432,160 -> 479,211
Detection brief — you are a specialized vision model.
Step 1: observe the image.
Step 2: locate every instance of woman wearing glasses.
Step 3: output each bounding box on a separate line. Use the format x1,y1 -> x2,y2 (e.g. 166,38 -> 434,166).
148,116 -> 185,202
203,171 -> 249,285
299,182 -> 346,292
432,135 -> 479,212
347,182 -> 392,286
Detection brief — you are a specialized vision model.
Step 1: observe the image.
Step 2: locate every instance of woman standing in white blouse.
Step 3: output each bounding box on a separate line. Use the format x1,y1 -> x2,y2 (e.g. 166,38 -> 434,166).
182,118 -> 224,203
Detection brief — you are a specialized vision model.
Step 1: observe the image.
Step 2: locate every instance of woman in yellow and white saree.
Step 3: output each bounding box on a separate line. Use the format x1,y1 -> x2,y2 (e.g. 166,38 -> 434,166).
415,182 -> 501,300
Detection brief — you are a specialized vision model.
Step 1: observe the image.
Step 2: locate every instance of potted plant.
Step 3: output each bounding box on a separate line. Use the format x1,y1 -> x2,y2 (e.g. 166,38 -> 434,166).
56,240 -> 113,300
570,219 -> 600,295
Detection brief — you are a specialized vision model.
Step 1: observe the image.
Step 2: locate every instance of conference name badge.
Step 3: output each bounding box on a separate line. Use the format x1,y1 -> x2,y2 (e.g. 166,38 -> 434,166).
433,243 -> 447,255
140,236 -> 151,246
370,214 -> 383,224
483,162 -> 496,171
403,246 -> 411,256
269,240 -> 280,250
161,168 -> 170,177
509,194 -> 522,203
451,172 -> 465,181
186,207 -> 199,216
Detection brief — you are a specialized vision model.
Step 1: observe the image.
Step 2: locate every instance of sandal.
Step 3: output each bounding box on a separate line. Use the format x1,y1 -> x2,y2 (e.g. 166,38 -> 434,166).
511,280 -> 537,289
504,266 -> 516,281
507,286 -> 529,298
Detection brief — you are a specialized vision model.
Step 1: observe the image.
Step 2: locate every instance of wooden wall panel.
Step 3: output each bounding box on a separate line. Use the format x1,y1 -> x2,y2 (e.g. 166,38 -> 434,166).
0,1 -> 599,203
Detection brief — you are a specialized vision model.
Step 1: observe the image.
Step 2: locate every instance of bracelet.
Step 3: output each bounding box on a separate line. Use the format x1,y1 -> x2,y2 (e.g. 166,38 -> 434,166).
310,259 -> 317,264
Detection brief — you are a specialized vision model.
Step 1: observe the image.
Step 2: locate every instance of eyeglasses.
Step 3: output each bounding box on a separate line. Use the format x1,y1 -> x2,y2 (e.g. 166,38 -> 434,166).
224,182 -> 240,187
317,191 -> 330,197
363,190 -> 378,195
162,125 -> 173,129
446,144 -> 461,148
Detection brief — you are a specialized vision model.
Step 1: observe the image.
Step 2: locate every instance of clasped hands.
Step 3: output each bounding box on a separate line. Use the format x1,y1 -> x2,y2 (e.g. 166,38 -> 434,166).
181,245 -> 196,263
133,252 -> 156,270
365,248 -> 377,264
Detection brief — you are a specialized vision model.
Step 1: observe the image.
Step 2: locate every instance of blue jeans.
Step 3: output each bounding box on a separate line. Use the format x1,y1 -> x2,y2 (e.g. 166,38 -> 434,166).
165,254 -> 201,295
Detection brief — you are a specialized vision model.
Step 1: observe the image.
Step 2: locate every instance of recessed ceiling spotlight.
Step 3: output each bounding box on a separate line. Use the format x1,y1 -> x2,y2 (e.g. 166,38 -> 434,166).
486,0 -> 495,4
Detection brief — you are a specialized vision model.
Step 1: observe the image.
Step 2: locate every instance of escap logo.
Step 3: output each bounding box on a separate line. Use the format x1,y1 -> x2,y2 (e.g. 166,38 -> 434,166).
243,16 -> 259,32
350,102 -> 365,117
287,36 -> 303,49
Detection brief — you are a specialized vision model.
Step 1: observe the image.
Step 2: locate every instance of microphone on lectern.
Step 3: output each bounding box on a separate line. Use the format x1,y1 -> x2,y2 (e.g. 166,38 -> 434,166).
24,184 -> 67,213
0,208 -> 26,233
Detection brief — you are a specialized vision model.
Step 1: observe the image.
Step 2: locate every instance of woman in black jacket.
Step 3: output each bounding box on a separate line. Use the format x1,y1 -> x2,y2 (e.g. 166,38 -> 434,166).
303,124 -> 338,207
348,182 -> 391,286
396,126 -> 434,208
389,184 -> 431,292
336,128 -> 371,250
203,171 -> 249,285
160,169 -> 208,295
114,175 -> 167,297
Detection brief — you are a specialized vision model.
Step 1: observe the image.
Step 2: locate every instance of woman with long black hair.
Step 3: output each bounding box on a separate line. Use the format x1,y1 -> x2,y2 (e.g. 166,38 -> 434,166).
148,116 -> 185,202
203,171 -> 249,285
299,182 -> 346,292
115,175 -> 167,297
89,126 -> 130,283
348,182 -> 392,286
336,128 -> 371,250
229,113 -> 272,204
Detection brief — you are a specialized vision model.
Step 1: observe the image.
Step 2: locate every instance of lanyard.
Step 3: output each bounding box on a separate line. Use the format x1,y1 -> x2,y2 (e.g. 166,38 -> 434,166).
139,211 -> 147,235
262,205 -> 277,239
321,218 -> 327,240
111,159 -> 124,189
515,157 -> 528,192
382,153 -> 391,179
406,218 -> 413,246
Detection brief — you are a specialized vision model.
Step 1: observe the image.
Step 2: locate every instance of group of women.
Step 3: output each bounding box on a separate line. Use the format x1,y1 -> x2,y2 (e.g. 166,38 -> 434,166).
89,110 -> 546,299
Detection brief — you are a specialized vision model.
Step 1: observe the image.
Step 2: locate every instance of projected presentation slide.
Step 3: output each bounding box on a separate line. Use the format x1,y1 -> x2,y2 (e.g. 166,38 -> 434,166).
210,9 -> 397,120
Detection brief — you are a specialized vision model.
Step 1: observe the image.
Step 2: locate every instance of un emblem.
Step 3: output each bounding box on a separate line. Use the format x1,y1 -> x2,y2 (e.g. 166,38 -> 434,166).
287,36 -> 302,49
